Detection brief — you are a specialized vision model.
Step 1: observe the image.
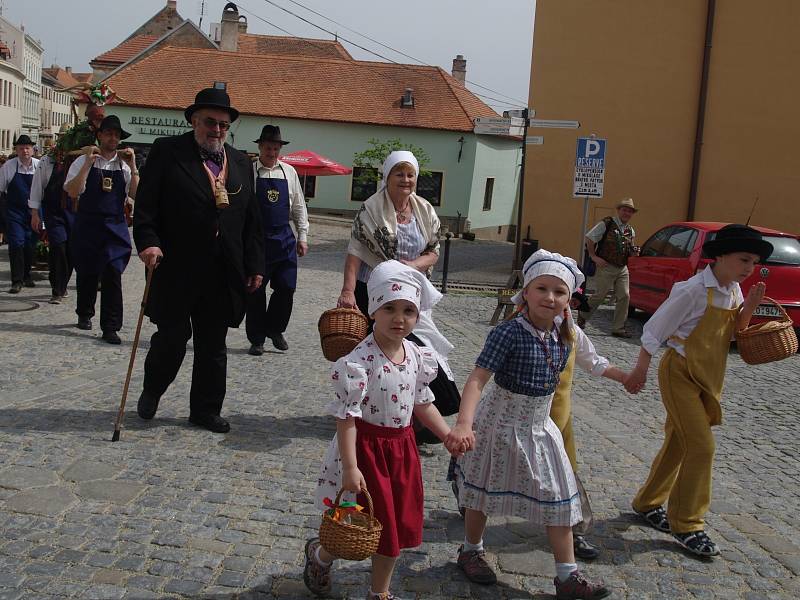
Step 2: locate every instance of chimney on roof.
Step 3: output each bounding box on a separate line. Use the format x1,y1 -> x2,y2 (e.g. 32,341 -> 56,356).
452,54 -> 467,85
166,0 -> 177,9
65,66 -> 72,73
220,2 -> 240,52
238,15 -> 248,33
400,88 -> 415,108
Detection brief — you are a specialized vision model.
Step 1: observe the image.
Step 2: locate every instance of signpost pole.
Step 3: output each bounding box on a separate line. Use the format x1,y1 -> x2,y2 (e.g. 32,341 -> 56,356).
578,196 -> 590,261
513,108 -> 529,271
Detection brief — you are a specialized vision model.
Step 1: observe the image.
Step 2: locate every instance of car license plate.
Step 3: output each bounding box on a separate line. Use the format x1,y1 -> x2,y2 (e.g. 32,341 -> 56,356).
754,304 -> 782,318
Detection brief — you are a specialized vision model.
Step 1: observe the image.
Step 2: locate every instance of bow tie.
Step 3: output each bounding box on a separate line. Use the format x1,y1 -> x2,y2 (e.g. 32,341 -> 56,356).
199,147 -> 224,168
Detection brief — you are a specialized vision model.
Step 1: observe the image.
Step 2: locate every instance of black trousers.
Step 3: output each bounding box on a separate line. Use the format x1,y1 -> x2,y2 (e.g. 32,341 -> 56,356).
9,244 -> 34,285
142,272 -> 230,417
245,283 -> 294,344
48,241 -> 72,297
76,265 -> 123,332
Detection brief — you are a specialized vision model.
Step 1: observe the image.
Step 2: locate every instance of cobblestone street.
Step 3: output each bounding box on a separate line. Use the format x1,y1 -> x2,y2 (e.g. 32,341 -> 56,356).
0,219 -> 799,599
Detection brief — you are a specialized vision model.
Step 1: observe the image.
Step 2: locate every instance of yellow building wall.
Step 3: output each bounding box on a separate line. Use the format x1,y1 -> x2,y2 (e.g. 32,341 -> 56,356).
524,0 -> 800,259
695,0 -> 800,230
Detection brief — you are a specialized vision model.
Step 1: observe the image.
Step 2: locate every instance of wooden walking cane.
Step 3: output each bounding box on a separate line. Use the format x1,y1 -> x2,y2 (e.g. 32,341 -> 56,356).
111,265 -> 155,442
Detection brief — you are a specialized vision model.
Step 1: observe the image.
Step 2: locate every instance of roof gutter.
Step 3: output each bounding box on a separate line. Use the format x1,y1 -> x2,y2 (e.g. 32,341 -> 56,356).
687,0 -> 716,221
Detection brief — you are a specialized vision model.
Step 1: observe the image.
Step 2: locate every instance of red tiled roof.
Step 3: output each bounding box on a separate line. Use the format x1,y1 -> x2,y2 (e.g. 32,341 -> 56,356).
236,33 -> 351,60
43,67 -> 82,89
105,46 -> 498,132
72,73 -> 94,83
91,35 -> 159,66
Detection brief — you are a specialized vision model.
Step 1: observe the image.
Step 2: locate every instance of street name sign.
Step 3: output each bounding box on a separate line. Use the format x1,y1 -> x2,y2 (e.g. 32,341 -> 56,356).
526,136 -> 544,145
573,137 -> 607,198
530,119 -> 580,129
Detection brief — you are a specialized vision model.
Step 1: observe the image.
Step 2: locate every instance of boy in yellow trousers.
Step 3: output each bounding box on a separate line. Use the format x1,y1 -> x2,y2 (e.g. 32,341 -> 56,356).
626,224 -> 772,556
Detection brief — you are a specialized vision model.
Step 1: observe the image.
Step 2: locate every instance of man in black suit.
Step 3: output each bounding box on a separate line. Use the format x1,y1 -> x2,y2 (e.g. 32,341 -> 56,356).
133,87 -> 264,433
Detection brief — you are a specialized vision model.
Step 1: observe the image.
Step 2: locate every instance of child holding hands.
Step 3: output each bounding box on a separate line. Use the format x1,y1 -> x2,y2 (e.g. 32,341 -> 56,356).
304,260 -> 461,600
448,250 -> 614,600
628,224 -> 772,557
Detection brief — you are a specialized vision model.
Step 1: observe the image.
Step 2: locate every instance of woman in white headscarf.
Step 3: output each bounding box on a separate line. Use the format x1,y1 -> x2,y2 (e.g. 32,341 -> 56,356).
337,151 -> 459,441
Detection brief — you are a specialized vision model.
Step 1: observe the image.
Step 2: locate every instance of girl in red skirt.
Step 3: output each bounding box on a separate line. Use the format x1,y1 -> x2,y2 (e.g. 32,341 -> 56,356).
305,260 -> 460,600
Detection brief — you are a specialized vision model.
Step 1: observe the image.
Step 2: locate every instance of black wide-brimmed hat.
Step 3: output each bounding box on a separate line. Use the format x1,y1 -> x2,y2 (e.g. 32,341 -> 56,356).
13,134 -> 34,146
97,115 -> 131,140
184,87 -> 240,123
253,124 -> 289,145
702,224 -> 773,263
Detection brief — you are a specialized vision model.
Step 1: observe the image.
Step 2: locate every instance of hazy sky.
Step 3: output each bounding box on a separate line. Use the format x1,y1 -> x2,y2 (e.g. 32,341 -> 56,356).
5,0 -> 535,112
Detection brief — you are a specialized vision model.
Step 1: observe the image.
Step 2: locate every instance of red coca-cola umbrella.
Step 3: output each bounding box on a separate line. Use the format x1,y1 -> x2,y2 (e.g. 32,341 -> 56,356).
279,149 -> 353,177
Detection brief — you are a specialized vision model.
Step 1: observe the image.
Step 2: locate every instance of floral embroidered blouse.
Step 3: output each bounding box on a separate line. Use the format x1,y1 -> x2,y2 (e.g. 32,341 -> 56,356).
326,333 -> 438,427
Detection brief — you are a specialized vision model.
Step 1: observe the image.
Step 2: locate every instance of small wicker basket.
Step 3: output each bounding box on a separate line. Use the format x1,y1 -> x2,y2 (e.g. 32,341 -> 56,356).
319,488 -> 382,561
735,297 -> 799,365
318,308 -> 369,362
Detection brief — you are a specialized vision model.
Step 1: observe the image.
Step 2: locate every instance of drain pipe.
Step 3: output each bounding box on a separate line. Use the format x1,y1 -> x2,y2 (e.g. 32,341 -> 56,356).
687,0 -> 716,221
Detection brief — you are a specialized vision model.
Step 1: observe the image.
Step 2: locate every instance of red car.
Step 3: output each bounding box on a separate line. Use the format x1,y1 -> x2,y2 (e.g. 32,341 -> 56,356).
628,222 -> 800,334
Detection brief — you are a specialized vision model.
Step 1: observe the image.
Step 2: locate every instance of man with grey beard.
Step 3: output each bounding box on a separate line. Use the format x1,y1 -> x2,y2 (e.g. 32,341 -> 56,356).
133,87 -> 264,433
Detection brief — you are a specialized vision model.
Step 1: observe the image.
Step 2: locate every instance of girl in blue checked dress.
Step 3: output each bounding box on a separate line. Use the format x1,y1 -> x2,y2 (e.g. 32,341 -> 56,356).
448,250 -> 611,600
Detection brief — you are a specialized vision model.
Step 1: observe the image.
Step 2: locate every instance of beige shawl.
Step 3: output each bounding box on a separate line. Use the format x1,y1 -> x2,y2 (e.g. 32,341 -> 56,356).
347,189 -> 441,276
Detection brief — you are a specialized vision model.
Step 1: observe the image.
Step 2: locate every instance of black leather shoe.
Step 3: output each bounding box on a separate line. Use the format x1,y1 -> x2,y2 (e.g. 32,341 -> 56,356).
102,331 -> 121,345
248,343 -> 265,356
7,282 -> 22,294
23,277 -> 35,288
189,413 -> 230,433
137,390 -> 160,420
77,318 -> 92,330
269,333 -> 289,351
573,535 -> 600,560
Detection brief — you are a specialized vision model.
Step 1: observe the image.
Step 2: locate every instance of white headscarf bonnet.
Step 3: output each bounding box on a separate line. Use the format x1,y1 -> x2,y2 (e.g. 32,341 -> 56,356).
367,260 -> 441,315
381,150 -> 419,190
510,249 -> 585,305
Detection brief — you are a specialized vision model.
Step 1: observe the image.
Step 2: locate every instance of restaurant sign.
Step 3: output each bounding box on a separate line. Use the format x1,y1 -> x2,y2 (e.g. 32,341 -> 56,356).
127,115 -> 191,137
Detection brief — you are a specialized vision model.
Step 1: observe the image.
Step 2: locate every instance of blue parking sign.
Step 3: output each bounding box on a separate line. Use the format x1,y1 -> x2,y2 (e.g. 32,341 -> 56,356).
573,138 -> 607,198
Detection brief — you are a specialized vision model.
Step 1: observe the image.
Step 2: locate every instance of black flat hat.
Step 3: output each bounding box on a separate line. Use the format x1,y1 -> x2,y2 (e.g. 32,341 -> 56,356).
185,87 -> 240,123
253,124 -> 289,145
97,115 -> 131,140
13,134 -> 34,146
702,224 -> 774,263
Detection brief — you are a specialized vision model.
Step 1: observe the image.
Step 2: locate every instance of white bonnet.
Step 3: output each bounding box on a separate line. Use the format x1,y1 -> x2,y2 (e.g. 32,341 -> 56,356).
367,260 -> 441,315
510,249 -> 585,305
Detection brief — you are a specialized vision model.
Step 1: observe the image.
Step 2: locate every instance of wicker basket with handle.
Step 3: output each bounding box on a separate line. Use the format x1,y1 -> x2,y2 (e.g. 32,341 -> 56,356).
735,297 -> 798,364
318,308 -> 369,362
319,488 -> 382,561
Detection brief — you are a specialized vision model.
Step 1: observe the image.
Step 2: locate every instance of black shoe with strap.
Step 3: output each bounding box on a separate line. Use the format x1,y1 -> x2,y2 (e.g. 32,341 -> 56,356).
573,535 -> 600,560
673,530 -> 720,557
633,505 -> 671,533
77,318 -> 92,330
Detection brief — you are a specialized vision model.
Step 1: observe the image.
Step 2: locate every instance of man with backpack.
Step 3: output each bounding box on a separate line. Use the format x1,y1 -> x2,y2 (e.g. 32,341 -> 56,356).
579,198 -> 638,337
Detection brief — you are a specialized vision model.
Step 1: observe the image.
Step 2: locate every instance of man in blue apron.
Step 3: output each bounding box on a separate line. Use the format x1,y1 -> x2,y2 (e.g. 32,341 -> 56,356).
64,116 -> 138,344
0,135 -> 39,294
246,125 -> 308,355
30,154 -> 75,304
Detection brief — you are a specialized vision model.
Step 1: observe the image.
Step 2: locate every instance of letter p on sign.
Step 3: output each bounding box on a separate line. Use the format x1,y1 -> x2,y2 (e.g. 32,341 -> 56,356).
584,139 -> 601,158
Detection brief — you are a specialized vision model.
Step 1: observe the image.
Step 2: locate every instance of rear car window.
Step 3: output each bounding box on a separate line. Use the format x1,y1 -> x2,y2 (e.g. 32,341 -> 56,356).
703,233 -> 800,265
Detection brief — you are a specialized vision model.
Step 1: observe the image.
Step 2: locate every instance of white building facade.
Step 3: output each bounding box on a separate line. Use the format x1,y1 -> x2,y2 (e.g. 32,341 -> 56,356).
0,16 -> 43,145
0,54 -> 23,154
